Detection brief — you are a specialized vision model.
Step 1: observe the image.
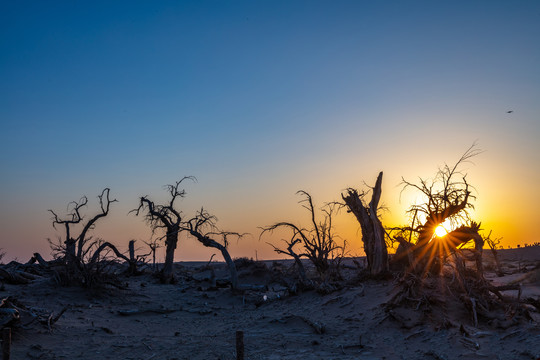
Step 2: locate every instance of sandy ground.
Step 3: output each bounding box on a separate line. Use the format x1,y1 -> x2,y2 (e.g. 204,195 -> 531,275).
1,247 -> 540,360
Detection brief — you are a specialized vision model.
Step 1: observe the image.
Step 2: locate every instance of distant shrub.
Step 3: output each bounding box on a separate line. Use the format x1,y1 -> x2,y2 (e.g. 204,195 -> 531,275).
233,257 -> 256,268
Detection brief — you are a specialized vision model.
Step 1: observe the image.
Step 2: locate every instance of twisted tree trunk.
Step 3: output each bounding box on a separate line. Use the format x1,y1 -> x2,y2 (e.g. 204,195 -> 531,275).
342,172 -> 388,275
88,241 -> 136,274
188,230 -> 239,290
413,224 -> 484,277
161,225 -> 180,283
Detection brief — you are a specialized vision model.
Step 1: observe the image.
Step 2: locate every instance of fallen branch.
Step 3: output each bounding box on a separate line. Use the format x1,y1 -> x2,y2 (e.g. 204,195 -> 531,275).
46,306 -> 68,331
299,315 -> 325,334
118,308 -> 180,316
0,268 -> 30,285
28,253 -> 51,268
487,284 -> 521,302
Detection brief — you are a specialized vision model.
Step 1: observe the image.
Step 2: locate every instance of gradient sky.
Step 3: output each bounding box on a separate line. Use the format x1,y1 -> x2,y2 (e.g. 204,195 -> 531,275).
1,1 -> 539,262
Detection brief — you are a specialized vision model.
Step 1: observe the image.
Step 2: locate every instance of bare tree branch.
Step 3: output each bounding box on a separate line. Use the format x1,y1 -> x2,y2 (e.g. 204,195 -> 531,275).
182,208 -> 244,289
262,191 -> 343,276
392,144 -> 484,276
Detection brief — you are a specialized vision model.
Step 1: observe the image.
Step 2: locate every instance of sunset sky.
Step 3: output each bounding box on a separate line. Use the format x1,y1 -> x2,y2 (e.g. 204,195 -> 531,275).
1,1 -> 539,262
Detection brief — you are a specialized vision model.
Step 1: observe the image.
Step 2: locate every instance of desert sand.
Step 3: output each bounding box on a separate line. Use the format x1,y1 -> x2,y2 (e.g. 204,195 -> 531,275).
1,247 -> 539,360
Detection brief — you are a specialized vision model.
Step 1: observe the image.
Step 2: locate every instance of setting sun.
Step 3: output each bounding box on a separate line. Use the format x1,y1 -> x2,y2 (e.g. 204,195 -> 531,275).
435,224 -> 448,237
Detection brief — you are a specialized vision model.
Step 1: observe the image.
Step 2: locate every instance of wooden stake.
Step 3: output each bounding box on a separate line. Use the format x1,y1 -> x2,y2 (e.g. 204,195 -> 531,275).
236,330 -> 244,360
2,328 -> 11,360
129,240 -> 135,262
128,239 -> 136,274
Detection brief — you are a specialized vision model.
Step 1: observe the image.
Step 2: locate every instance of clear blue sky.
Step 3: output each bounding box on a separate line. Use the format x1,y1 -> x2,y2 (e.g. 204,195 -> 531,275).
2,1 -> 539,261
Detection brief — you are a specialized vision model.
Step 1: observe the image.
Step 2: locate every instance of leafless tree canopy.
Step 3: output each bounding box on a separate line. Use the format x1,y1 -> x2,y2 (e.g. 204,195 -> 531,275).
390,144 -> 485,276
132,176 -> 196,232
48,188 -> 117,267
262,191 -> 343,277
46,188 -> 138,286
383,145 -> 532,327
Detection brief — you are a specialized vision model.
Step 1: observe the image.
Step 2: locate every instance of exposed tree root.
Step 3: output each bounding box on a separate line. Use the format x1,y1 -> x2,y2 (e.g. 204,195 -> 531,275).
387,257 -> 533,329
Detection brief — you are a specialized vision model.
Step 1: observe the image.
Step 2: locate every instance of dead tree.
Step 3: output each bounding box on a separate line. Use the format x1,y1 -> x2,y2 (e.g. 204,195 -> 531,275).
143,239 -> 162,271
46,189 -> 137,286
387,146 -> 531,325
266,238 -> 309,285
393,145 -> 484,276
131,177 -> 195,283
261,191 -> 342,277
483,230 -> 504,276
49,188 -> 117,272
342,171 -> 388,275
183,209 -> 243,290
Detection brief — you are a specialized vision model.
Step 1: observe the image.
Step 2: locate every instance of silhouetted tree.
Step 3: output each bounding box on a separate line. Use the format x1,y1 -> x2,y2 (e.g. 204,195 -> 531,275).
47,188 -> 137,285
386,146 -> 529,327
392,145 -> 484,276
483,230 -> 504,276
262,191 -> 342,277
183,208 -> 244,290
49,188 -> 117,271
131,177 -> 195,283
266,238 -> 309,285
342,171 -> 388,275
143,238 -> 162,271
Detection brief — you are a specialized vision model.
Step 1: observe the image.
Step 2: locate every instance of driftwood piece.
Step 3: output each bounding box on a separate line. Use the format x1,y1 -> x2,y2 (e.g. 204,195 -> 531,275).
0,268 -> 30,285
487,284 -> 521,302
28,253 -> 52,268
460,336 -> 480,350
15,271 -> 40,281
118,308 -> 179,316
525,297 -> 540,311
46,307 -> 68,331
119,305 -> 215,316
298,315 -> 325,334
2,297 -> 66,330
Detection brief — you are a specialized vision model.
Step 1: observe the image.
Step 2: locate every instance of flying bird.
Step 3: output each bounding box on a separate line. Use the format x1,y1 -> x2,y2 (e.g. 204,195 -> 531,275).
506,110 -> 513,113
